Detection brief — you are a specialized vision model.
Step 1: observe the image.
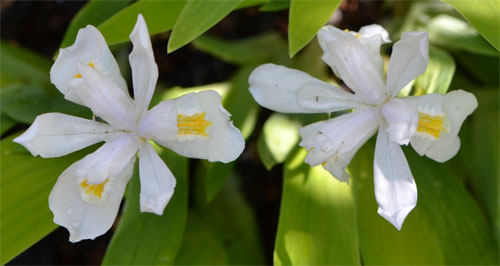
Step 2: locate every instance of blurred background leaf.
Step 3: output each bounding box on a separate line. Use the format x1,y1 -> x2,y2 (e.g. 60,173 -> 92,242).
102,149 -> 188,265
414,45 -> 455,95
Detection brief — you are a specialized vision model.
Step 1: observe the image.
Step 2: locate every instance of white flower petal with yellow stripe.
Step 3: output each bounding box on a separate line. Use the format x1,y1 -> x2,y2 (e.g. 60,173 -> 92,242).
248,23 -> 477,230
14,14 -> 244,242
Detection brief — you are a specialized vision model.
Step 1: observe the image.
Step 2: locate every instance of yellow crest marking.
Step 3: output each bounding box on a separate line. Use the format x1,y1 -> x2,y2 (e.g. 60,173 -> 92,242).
177,112 -> 212,136
417,112 -> 446,139
74,61 -> 96,78
80,179 -> 108,198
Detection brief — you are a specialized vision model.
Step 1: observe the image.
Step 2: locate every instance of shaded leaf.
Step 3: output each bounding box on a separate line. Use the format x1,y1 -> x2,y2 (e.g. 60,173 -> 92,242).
174,176 -> 265,265
102,149 -> 188,265
168,0 -> 244,53
257,113 -> 300,170
0,113 -> 16,136
0,135 -> 97,264
0,41 -> 51,84
442,0 -> 499,51
260,0 -> 290,12
274,148 -> 360,265
288,0 -> 341,57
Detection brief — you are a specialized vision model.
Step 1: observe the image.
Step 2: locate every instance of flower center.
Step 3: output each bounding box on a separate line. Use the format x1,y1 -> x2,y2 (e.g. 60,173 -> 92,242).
80,178 -> 108,198
74,61 -> 95,78
417,112 -> 447,139
177,112 -> 212,136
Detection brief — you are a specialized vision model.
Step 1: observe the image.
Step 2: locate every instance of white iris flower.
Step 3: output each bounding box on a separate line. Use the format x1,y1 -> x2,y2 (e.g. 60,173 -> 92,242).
14,14 -> 244,242
248,24 -> 477,230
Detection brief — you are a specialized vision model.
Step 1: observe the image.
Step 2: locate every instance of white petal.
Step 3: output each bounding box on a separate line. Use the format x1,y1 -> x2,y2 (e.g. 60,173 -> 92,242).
13,113 -> 119,158
299,107 -> 380,171
386,31 -> 429,96
317,26 -> 387,104
129,14 -> 158,114
48,156 -> 135,242
156,90 -> 244,163
248,64 -> 363,113
69,63 -> 136,130
358,24 -> 391,78
139,142 -> 176,215
75,134 -> 139,185
381,97 -> 418,145
51,25 -> 127,105
138,100 -> 178,141
374,127 -> 417,230
408,90 -> 477,162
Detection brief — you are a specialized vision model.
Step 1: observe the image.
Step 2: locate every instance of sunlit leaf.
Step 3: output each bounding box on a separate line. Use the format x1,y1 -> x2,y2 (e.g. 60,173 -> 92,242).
59,0 -> 131,49
274,148 -> 359,265
427,14 -> 498,56
0,135 -> 96,264
442,0 -> 499,51
168,0 -> 244,53
98,0 -> 187,46
174,176 -> 265,264
288,0 -> 341,57
102,150 -> 188,265
260,0 -> 290,12
350,141 -> 499,264
414,46 -> 455,95
193,33 -> 284,65
257,113 -> 300,170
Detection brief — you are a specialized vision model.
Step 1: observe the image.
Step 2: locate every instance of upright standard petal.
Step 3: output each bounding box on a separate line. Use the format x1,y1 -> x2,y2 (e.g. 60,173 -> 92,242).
374,128 -> 417,230
13,113 -> 119,158
129,14 -> 158,114
357,24 -> 391,79
51,25 -> 127,105
69,63 -> 136,130
75,134 -> 139,185
406,90 -> 477,162
249,64 -> 364,113
386,31 -> 429,96
381,98 -> 418,145
317,26 -> 387,104
49,156 -> 135,242
139,142 -> 176,215
156,90 -> 244,163
138,100 -> 178,142
299,107 -> 381,177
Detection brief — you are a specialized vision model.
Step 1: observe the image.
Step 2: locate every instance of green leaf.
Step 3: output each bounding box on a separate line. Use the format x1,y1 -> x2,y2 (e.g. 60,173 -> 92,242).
174,176 -> 265,265
414,46 -> 455,95
58,0 -> 131,49
168,0 -> 244,53
0,41 -> 51,84
102,149 -> 188,265
260,0 -> 290,12
350,141 -> 499,264
453,52 -> 499,85
0,135 -> 96,264
192,33 -> 283,65
288,0 -> 341,57
98,0 -> 187,46
0,112 -> 16,136
257,113 -> 300,170
274,148 -> 360,265
442,0 -> 500,51
427,14 -> 498,56
195,161 -> 235,204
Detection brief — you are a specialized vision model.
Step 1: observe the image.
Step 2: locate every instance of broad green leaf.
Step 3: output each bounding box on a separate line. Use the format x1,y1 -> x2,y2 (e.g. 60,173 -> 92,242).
174,176 -> 265,265
274,148 -> 360,265
98,0 -> 187,46
414,46 -> 455,95
0,135 -> 96,264
0,41 -> 51,84
195,161 -> 235,204
58,0 -> 131,49
428,14 -> 498,56
454,52 -> 499,85
442,0 -> 500,51
0,112 -> 15,136
102,149 -> 188,265
155,83 -> 229,106
168,0 -> 244,53
257,113 -> 300,170
192,33 -> 283,65
260,0 -> 290,12
350,141 -> 499,264
288,0 -> 341,57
